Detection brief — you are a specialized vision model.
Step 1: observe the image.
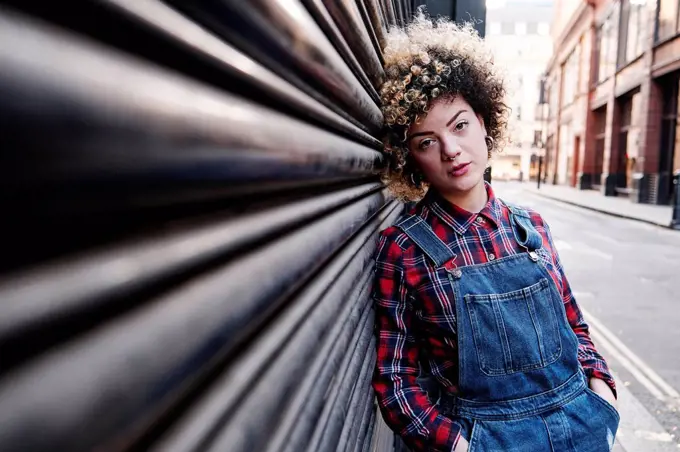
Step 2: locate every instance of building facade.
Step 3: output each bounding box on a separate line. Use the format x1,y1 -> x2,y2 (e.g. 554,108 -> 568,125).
543,0 -> 680,204
486,0 -> 554,182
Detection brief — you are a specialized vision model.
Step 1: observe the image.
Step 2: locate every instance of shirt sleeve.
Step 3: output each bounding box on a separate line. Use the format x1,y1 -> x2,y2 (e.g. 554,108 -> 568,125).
542,219 -> 617,398
372,229 -> 463,452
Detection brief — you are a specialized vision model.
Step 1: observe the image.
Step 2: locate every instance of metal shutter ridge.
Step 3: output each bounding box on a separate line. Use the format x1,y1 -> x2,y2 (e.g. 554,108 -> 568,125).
0,1 -> 415,451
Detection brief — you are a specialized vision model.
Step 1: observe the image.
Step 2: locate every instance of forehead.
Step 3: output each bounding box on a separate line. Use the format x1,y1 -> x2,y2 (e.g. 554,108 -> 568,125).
410,96 -> 471,132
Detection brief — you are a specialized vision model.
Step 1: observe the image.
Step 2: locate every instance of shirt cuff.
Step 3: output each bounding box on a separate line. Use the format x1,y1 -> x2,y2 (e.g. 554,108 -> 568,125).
433,414 -> 462,452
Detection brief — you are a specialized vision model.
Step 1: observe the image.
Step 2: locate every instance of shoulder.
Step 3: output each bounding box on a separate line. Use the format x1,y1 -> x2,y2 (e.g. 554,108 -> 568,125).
378,225 -> 407,250
375,223 -> 412,271
498,198 -> 549,231
377,202 -> 425,251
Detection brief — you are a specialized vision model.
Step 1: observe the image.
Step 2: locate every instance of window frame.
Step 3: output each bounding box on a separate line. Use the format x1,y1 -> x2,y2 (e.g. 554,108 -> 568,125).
655,0 -> 680,43
596,2 -> 620,84
618,0 -> 646,67
561,47 -> 580,107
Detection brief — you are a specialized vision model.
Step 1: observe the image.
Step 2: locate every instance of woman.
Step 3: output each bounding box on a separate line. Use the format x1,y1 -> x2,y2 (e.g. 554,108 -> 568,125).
372,13 -> 619,452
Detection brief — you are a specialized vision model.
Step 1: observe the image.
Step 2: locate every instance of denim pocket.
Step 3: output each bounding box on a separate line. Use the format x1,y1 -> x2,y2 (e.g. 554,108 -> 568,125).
464,278 -> 562,376
585,388 -> 620,422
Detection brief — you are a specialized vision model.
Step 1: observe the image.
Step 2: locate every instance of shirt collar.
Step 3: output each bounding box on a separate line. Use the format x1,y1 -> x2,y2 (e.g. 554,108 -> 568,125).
423,182 -> 502,235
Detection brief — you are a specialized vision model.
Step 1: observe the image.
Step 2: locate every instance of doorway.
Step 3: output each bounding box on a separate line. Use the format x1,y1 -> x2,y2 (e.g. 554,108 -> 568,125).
572,135 -> 581,187
659,74 -> 679,204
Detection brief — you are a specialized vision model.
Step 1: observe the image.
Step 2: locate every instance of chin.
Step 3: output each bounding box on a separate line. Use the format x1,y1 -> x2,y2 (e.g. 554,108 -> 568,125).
444,173 -> 484,193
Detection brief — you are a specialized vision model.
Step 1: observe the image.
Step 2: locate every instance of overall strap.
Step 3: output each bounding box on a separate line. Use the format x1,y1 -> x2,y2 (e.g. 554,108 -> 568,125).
502,200 -> 544,251
395,215 -> 455,268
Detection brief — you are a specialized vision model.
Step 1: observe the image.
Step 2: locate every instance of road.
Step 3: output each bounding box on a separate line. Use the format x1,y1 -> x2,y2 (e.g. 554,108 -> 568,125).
495,182 -> 680,451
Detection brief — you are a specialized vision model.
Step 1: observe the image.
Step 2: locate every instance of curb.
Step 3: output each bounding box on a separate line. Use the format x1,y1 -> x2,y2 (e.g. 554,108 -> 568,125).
524,189 -> 674,230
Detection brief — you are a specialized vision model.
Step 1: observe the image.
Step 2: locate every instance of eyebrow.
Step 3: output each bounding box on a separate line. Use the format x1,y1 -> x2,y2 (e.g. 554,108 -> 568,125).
407,110 -> 468,141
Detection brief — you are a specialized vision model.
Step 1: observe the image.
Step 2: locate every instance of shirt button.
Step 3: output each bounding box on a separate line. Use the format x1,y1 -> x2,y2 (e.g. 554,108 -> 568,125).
476,216 -> 485,224
488,253 -> 496,261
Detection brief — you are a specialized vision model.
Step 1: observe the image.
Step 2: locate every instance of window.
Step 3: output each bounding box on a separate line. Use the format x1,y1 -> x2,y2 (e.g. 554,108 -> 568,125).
538,22 -> 550,35
516,105 -> 522,120
534,130 -> 543,147
527,22 -> 539,34
619,0 -> 646,65
596,4 -> 620,83
489,22 -> 502,35
501,22 -> 515,34
656,0 -> 680,42
515,22 -> 527,35
538,78 -> 547,104
562,47 -> 580,105
548,76 -> 559,119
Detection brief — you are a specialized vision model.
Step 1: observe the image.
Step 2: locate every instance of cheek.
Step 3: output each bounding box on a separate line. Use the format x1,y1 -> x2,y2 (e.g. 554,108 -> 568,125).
412,153 -> 441,177
468,137 -> 489,161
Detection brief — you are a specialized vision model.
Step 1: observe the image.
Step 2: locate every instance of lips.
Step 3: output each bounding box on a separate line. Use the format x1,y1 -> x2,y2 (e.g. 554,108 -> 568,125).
449,162 -> 471,177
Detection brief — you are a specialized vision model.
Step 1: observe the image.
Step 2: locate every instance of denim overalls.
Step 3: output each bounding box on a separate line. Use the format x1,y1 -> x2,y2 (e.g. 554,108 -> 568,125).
396,202 -> 620,452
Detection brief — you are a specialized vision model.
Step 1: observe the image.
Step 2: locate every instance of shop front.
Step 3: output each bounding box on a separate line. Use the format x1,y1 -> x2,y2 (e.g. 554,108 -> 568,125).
658,73 -> 680,204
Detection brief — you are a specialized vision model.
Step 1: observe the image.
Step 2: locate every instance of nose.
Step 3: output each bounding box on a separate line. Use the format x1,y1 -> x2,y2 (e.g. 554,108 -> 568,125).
441,133 -> 462,161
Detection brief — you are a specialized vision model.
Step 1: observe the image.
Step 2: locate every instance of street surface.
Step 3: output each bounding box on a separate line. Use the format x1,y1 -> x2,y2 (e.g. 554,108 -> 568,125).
495,182 -> 680,451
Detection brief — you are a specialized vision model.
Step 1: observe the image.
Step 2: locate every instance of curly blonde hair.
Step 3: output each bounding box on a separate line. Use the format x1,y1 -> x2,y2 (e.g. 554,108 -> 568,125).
380,11 -> 510,201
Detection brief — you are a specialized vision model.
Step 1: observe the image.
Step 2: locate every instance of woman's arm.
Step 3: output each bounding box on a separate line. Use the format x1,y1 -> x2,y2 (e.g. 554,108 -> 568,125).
541,218 -> 617,404
372,228 -> 465,451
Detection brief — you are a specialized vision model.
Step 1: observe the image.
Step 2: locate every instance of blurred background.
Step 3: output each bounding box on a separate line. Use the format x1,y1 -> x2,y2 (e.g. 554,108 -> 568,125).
0,0 -> 678,451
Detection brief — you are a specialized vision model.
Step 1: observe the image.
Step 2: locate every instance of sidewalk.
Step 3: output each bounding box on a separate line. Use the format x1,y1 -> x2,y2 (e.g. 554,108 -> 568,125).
522,183 -> 675,229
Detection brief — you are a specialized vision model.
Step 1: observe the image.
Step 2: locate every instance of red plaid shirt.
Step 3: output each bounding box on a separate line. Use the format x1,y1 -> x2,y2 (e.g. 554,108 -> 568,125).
372,184 -> 615,451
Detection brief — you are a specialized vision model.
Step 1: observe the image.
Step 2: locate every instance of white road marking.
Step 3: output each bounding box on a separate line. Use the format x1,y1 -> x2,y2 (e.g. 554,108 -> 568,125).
583,309 -> 680,400
589,328 -> 666,401
583,230 -> 619,244
611,370 -> 678,452
553,239 -> 614,261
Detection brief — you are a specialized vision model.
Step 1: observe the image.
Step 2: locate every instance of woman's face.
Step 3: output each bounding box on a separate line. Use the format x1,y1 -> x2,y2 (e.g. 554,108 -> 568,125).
407,96 -> 488,196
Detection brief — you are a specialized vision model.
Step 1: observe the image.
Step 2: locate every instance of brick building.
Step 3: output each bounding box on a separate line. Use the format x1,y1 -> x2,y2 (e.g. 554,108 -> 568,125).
486,0 -> 553,182
542,0 -> 680,204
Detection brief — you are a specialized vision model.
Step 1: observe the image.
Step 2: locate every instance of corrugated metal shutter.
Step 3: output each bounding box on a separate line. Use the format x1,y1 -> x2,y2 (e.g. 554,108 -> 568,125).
0,1 -> 414,451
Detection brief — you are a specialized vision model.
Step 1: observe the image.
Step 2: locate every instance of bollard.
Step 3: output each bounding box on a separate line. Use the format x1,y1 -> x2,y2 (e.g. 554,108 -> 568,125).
672,171 -> 680,230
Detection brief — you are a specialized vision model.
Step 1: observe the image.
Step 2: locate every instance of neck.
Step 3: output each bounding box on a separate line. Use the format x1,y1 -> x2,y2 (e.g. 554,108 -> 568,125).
440,180 -> 488,213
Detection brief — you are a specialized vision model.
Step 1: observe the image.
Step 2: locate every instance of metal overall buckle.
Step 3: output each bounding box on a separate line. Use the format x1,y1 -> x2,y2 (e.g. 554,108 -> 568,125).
443,256 -> 462,280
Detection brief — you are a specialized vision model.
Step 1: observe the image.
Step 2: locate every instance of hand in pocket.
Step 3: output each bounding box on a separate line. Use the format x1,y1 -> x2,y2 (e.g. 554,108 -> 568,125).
454,436 -> 469,452
589,378 -> 618,413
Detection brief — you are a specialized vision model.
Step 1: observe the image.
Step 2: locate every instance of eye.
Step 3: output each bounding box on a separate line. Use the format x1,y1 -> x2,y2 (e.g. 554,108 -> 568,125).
454,120 -> 469,131
417,138 -> 437,150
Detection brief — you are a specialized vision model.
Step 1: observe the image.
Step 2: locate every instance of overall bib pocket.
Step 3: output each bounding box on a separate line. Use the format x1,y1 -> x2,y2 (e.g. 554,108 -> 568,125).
464,278 -> 563,376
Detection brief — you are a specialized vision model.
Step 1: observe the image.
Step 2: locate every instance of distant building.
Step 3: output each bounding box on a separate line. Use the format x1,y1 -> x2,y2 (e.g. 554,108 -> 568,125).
541,0 -> 680,205
485,0 -> 553,182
